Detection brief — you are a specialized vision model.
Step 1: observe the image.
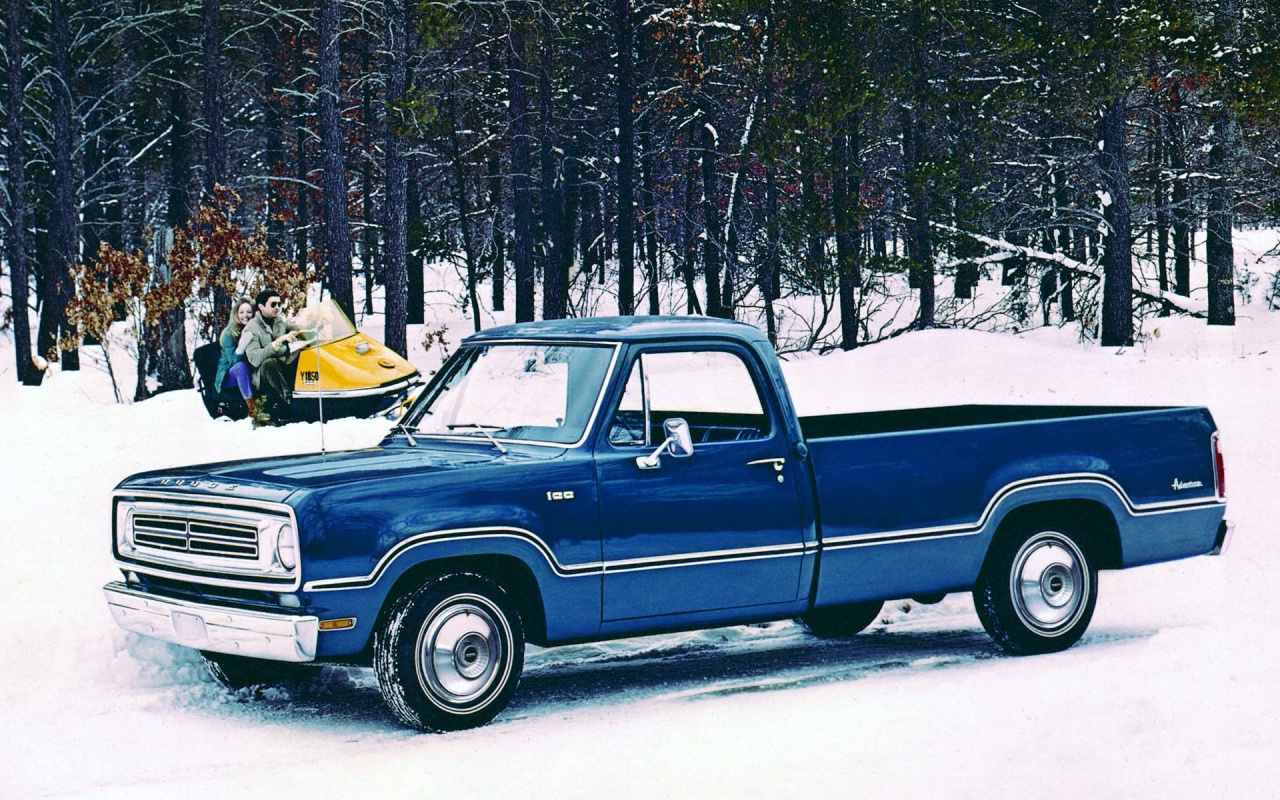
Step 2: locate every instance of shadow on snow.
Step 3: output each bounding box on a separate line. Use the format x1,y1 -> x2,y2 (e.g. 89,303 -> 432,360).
184,622 -> 1157,733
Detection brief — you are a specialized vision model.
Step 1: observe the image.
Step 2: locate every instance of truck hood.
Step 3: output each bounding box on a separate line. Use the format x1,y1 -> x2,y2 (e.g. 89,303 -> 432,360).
115,442 -> 560,502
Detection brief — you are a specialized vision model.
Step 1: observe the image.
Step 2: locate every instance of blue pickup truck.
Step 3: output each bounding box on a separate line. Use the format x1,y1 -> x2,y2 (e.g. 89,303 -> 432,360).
104,317 -> 1231,731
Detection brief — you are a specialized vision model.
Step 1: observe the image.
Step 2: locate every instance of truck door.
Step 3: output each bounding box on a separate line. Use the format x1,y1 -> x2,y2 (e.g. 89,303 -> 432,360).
594,345 -> 808,621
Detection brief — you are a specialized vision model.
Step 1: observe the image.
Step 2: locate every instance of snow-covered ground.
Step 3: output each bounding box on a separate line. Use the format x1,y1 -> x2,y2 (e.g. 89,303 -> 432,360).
2,289 -> 1280,797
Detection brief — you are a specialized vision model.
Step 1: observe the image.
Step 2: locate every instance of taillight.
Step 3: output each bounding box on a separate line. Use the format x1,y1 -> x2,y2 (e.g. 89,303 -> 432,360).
1213,433 -> 1226,499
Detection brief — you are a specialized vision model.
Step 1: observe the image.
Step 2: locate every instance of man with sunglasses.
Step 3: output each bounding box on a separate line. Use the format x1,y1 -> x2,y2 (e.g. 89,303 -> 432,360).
240,288 -> 301,425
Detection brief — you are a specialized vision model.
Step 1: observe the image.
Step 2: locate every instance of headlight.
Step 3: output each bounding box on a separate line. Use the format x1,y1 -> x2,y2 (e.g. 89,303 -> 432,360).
275,523 -> 298,570
116,505 -> 135,555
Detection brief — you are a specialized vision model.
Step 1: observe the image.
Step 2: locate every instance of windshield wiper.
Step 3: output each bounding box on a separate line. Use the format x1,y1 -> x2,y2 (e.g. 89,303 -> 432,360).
446,423 -> 508,454
394,423 -> 418,447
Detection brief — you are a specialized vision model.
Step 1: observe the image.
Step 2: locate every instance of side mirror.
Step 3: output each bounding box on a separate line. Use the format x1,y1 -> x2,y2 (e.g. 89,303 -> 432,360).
664,418 -> 694,457
636,417 -> 694,469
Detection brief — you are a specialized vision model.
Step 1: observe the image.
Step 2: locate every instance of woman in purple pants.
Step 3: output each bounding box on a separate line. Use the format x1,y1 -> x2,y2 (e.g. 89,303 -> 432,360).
215,298 -> 258,419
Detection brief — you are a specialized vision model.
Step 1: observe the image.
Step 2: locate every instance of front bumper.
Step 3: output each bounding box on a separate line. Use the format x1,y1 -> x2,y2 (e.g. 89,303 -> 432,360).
103,582 -> 318,662
1209,520 -> 1235,556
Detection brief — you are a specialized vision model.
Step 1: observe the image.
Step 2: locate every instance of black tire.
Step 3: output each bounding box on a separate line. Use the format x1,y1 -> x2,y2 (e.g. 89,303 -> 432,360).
973,525 -> 1098,655
799,600 -> 884,639
374,572 -> 525,732
201,651 -> 319,690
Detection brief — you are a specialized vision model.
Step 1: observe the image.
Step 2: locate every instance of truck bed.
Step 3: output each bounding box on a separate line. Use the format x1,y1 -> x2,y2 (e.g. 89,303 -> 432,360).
800,404 -> 1225,609
799,404 -> 1169,440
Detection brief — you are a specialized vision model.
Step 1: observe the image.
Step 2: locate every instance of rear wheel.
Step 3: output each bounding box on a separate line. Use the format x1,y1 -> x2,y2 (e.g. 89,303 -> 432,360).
799,600 -> 884,639
374,573 -> 525,732
974,526 -> 1097,655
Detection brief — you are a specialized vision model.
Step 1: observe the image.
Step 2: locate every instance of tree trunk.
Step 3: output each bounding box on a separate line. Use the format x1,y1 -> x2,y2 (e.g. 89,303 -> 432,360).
544,138 -> 578,321
294,23 -> 310,281
319,0 -> 354,319
261,22 -> 285,257
202,0 -> 226,194
1154,106 -> 1170,317
682,153 -> 702,314
833,119 -> 861,350
538,19 -> 562,319
201,0 -> 231,325
487,145 -> 506,312
615,0 -> 635,315
801,136 -> 825,296
901,104 -> 934,329
406,165 -> 425,325
1206,0 -> 1239,327
44,0 -> 79,371
1098,91 -> 1133,347
640,122 -> 659,315
5,0 -> 39,383
382,0 -> 408,356
509,16 -> 536,322
1168,85 -> 1192,297
82,74 -> 105,346
445,92 -> 483,331
361,42 -> 377,316
762,161 -> 779,346
700,118 -> 724,318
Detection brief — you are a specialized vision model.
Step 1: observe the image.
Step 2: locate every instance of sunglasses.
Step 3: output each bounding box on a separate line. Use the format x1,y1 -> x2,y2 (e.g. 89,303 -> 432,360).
267,301 -> 281,308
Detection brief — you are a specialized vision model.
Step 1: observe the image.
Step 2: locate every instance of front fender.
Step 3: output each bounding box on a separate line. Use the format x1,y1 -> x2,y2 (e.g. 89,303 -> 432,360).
293,452 -> 604,656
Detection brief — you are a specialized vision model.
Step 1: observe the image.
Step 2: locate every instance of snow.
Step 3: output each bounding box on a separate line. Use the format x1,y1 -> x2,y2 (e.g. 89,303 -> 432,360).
2,293 -> 1280,797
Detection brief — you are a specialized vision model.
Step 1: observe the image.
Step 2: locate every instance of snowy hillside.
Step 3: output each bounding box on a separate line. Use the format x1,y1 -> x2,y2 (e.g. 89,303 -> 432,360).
1,311 -> 1278,799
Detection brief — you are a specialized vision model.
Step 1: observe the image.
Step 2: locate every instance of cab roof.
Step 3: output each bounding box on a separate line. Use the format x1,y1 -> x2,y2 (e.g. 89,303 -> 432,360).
465,315 -> 770,346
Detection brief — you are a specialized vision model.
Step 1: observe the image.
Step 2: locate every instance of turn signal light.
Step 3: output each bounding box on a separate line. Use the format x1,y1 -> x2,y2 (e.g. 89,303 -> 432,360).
318,618 -> 356,631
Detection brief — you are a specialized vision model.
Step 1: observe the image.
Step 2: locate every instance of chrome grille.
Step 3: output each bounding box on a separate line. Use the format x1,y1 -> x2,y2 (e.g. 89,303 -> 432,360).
133,514 -> 259,560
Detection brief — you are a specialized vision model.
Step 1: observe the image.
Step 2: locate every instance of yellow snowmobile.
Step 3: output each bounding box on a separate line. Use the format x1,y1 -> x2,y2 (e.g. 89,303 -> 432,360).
195,299 -> 421,422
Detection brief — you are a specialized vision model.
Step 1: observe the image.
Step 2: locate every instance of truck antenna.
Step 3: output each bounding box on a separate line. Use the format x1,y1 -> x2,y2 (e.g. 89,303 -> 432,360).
317,344 -> 327,455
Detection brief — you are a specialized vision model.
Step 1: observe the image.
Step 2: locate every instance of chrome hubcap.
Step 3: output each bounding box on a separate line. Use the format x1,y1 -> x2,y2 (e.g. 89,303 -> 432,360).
1011,533 -> 1088,634
417,599 -> 505,706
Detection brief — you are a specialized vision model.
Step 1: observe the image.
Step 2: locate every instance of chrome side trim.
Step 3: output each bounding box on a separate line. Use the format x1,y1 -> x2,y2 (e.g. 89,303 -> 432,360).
822,473 -> 1224,551
302,527 -> 809,592
302,473 -> 1222,593
103,582 -> 318,662
304,528 -> 596,591
603,542 -> 806,573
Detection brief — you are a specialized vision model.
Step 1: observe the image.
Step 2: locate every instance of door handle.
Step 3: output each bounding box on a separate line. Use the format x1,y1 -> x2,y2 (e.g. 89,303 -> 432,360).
747,457 -> 786,472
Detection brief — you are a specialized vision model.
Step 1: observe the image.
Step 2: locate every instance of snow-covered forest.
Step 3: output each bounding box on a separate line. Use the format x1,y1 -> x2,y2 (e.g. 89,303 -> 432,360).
4,0 -> 1280,392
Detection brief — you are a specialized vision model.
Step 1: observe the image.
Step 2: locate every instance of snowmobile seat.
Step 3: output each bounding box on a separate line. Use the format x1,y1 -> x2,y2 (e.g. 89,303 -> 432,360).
193,342 -> 249,420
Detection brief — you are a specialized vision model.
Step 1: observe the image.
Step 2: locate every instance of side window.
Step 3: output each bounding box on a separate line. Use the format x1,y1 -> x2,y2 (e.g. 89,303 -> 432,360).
608,349 -> 771,447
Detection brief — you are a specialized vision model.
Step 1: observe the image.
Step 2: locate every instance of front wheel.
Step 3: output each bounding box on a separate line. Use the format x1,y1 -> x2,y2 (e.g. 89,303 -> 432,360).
973,527 -> 1098,655
374,573 -> 525,732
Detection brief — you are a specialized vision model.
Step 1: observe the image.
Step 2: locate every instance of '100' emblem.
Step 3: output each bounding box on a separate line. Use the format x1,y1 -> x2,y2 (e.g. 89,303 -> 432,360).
546,491 -> 575,501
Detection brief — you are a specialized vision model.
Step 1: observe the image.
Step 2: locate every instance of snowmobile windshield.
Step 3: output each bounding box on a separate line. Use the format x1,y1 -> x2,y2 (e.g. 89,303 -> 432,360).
402,342 -> 617,447
291,298 -> 358,347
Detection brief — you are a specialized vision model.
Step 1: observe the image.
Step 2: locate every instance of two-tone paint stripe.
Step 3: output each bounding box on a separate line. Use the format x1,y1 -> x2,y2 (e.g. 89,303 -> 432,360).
302,473 -> 1224,593
303,529 -> 818,592
821,473 -> 1224,551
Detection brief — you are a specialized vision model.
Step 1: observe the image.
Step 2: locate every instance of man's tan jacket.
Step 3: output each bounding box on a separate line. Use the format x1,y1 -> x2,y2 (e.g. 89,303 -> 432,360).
239,313 -> 299,389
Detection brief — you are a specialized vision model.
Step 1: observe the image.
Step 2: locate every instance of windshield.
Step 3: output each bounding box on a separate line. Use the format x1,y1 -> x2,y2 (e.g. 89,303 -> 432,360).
292,298 -> 358,347
402,343 -> 616,446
